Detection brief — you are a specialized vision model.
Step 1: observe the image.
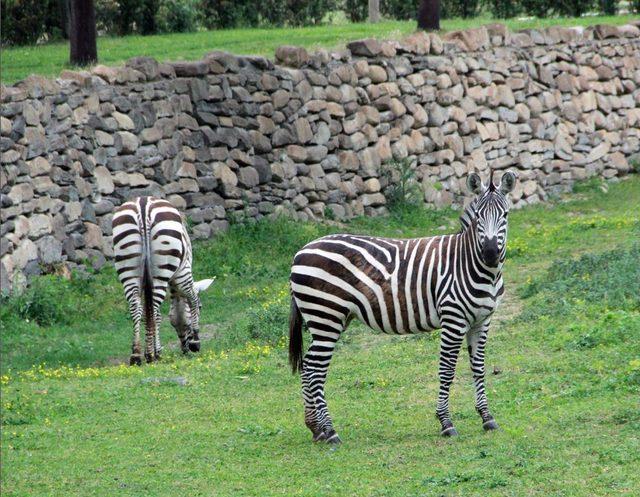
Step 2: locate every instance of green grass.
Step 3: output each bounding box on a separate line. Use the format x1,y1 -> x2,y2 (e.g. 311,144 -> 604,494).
1,176 -> 639,496
2,14 -> 638,84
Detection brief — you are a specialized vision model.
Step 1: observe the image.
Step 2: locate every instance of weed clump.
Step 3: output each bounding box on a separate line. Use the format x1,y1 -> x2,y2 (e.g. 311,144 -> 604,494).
521,244 -> 640,316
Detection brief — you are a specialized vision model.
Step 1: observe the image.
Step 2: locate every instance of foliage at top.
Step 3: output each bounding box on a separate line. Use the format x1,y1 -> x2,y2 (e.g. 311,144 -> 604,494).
2,0 -> 638,46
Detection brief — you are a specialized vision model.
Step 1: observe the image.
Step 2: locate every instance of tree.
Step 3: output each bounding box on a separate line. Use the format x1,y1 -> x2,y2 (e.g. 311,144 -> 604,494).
69,0 -> 97,66
368,0 -> 380,22
417,0 -> 440,31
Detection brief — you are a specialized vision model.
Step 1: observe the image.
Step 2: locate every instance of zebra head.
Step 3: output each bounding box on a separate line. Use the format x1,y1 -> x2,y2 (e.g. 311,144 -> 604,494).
464,170 -> 517,268
169,278 -> 215,351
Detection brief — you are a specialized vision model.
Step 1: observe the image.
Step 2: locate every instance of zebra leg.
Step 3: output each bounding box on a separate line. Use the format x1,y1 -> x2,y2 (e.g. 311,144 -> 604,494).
467,321 -> 498,431
436,323 -> 466,436
145,283 -> 169,363
302,328 -> 342,444
185,287 -> 201,353
127,289 -> 143,366
154,309 -> 163,360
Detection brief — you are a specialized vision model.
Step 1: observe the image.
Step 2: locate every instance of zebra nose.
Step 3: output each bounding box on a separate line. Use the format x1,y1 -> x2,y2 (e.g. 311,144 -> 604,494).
482,237 -> 499,266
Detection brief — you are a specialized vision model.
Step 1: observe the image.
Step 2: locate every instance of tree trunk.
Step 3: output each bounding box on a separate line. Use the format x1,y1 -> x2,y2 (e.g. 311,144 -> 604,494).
69,0 -> 97,66
417,0 -> 440,31
368,0 -> 380,23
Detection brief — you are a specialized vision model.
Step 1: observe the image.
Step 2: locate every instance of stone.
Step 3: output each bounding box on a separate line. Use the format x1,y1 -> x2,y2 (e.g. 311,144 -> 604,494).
286,144 -> 307,162
368,65 -> 388,84
28,214 -> 52,239
113,111 -> 134,130
95,129 -> 114,146
94,166 -> 114,194
592,24 -> 619,40
363,178 -> 381,193
360,193 -> 385,207
170,61 -> 208,77
114,131 -> 139,154
84,222 -> 104,249
29,156 -> 51,176
36,236 -> 63,265
238,167 -> 259,188
347,38 -> 382,57
294,118 -> 313,144
213,163 -> 237,187
13,238 -> 38,270
275,46 -> 309,68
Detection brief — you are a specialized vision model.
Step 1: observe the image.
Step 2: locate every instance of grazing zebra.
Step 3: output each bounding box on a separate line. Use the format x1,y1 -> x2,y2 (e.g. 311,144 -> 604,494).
289,170 -> 517,443
112,196 -> 214,365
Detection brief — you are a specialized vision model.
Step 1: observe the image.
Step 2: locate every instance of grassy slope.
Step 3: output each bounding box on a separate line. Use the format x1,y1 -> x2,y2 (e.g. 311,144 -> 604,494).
1,177 -> 639,496
1,14 -> 638,84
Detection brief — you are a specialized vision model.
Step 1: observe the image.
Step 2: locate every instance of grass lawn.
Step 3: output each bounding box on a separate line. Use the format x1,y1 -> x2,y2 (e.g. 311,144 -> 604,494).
1,14 -> 638,84
1,176 -> 639,496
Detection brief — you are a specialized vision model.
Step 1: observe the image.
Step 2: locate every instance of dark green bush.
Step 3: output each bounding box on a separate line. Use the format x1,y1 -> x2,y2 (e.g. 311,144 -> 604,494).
553,0 -> 594,16
0,0 -> 67,46
199,0 -> 334,29
343,0 -> 368,22
156,0 -> 199,33
518,0 -> 554,17
488,0 -> 521,18
598,0 -> 616,14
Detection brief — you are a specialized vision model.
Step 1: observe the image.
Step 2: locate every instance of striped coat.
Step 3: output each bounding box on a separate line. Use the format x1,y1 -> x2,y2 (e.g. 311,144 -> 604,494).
289,171 -> 516,442
112,196 -> 213,365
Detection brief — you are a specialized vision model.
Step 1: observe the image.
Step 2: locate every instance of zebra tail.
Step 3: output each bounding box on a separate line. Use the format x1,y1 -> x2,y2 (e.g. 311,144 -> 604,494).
288,296 -> 303,374
141,212 -> 154,334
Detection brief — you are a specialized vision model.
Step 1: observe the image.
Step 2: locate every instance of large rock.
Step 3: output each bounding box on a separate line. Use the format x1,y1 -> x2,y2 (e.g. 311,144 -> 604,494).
275,46 -> 309,68
347,38 -> 382,57
115,131 -> 139,154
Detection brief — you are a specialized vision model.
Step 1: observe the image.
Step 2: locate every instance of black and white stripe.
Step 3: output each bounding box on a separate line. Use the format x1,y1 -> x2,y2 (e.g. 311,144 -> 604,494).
289,171 -> 517,442
112,196 -> 208,364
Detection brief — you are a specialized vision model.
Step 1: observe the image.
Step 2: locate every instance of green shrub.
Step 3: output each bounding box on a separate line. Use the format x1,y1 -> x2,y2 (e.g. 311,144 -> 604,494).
343,0 -> 367,22
383,158 -> 422,212
519,0 -> 554,17
156,0 -> 199,33
487,0 -> 521,18
0,0 -> 60,46
598,0 -> 616,14
245,299 -> 289,344
199,0 -> 334,29
553,0 -> 595,16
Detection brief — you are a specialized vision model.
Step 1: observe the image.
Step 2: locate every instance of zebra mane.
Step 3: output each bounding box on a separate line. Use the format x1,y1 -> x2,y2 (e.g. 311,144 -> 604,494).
488,169 -> 495,191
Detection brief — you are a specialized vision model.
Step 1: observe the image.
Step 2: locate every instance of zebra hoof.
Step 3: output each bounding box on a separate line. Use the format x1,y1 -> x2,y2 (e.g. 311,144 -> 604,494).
483,419 -> 499,431
144,353 -> 155,364
129,354 -> 142,366
440,426 -> 458,437
188,340 -> 200,353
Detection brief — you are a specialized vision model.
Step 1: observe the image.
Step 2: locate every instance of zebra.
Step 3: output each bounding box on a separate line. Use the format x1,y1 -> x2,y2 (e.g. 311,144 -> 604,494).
288,170 -> 517,443
112,196 -> 214,365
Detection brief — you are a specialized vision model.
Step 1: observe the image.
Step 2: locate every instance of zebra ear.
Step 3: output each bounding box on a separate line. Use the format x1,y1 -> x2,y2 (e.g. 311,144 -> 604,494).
466,173 -> 484,195
499,171 -> 517,195
194,278 -> 215,293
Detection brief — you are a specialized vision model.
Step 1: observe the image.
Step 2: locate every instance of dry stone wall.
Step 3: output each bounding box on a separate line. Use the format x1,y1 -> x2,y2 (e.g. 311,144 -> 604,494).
2,22 -> 640,293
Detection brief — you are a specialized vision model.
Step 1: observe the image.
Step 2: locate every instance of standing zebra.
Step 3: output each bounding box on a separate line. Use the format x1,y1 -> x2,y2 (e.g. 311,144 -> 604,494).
112,196 -> 214,365
289,170 -> 517,443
